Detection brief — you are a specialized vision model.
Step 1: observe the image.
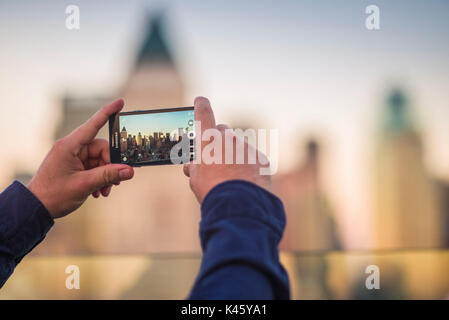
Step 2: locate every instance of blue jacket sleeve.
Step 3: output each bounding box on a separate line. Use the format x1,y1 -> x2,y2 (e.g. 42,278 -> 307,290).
188,180 -> 290,300
0,181 -> 54,288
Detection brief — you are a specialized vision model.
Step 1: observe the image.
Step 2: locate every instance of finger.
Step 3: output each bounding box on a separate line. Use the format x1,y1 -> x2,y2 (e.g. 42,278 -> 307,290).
100,185 -> 112,197
88,139 -> 110,164
69,99 -> 124,148
85,158 -> 100,170
216,124 -> 233,164
183,163 -> 191,177
92,190 -> 100,198
194,96 -> 216,136
78,164 -> 134,195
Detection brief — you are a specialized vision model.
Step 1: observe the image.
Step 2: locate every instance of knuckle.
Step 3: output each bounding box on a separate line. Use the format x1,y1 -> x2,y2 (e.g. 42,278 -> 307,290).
97,138 -> 108,146
102,168 -> 116,185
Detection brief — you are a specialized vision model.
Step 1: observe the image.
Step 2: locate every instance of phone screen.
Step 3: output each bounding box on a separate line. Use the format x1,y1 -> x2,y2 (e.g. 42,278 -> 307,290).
109,107 -> 195,166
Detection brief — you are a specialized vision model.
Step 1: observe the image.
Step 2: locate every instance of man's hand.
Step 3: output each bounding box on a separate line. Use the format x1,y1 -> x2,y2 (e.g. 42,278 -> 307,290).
28,99 -> 134,219
183,97 -> 271,203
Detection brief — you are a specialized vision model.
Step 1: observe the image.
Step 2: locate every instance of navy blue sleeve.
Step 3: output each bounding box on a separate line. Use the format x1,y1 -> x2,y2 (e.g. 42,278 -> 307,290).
188,180 -> 290,300
0,181 -> 54,288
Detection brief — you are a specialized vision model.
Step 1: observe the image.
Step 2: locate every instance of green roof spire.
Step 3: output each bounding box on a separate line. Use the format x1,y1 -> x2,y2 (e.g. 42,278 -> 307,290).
384,88 -> 412,133
136,13 -> 173,66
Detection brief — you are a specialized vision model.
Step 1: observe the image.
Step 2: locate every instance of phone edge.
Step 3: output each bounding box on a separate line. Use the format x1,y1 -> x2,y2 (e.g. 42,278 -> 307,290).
109,112 -> 121,164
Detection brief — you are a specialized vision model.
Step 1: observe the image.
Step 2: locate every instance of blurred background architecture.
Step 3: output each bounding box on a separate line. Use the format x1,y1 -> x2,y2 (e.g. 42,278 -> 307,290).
35,14 -> 201,255
374,89 -> 449,249
1,0 -> 449,299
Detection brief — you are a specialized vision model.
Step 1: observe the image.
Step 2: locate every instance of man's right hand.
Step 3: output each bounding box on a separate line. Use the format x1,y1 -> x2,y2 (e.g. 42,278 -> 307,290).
183,97 -> 271,203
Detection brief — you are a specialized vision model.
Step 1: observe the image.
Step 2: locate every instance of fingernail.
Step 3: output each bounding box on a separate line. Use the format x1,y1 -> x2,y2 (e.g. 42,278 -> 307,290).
119,168 -> 132,180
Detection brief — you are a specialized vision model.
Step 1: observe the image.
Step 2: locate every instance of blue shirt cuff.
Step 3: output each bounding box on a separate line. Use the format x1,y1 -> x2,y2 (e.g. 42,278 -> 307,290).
200,180 -> 286,242
0,181 -> 54,260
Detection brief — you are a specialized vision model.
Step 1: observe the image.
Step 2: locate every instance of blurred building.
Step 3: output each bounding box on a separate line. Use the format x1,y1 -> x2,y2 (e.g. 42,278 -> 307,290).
344,89 -> 449,300
120,127 -> 128,153
373,89 -> 446,249
35,13 -> 201,255
273,140 -> 340,299
436,180 -> 449,246
55,96 -> 111,139
274,140 -> 341,252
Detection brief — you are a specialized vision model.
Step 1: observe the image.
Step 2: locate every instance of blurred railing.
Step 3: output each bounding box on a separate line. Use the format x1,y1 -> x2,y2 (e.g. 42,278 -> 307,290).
1,250 -> 448,299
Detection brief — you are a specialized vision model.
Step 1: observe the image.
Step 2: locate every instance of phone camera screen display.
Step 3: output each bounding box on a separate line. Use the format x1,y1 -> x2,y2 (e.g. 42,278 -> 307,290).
116,108 -> 195,166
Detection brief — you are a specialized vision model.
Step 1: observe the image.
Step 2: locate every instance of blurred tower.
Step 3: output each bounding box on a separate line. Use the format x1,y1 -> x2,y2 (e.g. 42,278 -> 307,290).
86,13 -> 200,254
274,140 -> 341,251
37,13 -> 200,255
374,89 -> 444,249
120,15 -> 184,108
274,140 -> 340,299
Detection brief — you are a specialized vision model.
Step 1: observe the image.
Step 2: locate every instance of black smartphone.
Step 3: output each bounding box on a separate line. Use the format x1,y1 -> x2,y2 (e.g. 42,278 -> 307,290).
109,106 -> 195,166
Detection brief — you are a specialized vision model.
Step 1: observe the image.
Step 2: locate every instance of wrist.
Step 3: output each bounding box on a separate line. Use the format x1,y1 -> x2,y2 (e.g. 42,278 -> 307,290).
27,178 -> 56,219
199,176 -> 271,203
200,179 -> 286,236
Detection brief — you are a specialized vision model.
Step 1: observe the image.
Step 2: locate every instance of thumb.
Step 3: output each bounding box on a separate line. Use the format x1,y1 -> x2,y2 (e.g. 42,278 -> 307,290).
78,164 -> 134,195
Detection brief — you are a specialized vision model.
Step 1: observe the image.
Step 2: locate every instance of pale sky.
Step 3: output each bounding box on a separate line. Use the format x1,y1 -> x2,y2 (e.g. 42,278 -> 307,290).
0,0 -> 448,248
121,110 -> 194,137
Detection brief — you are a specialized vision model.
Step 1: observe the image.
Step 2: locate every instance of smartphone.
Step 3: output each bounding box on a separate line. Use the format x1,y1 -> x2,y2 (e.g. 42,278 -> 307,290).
109,106 -> 195,166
